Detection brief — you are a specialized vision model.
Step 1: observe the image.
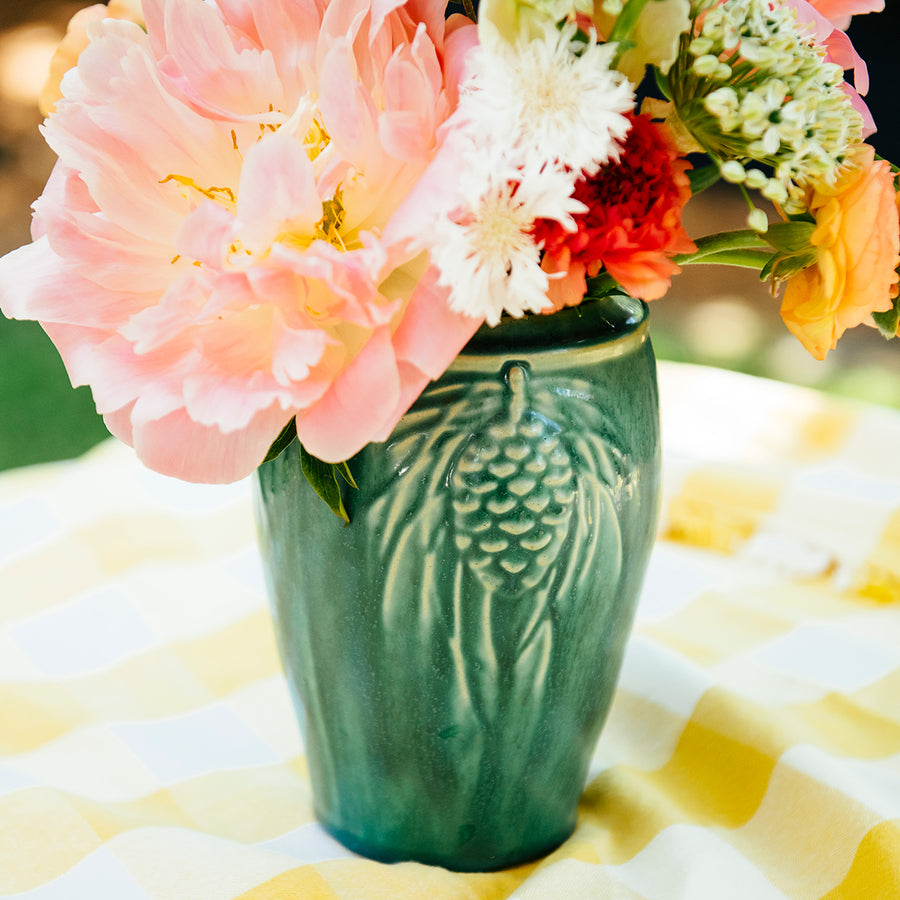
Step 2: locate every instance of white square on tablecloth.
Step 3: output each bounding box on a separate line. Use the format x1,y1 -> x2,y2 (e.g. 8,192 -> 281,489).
110,702 -> 280,785
0,495 -> 63,564
747,621 -> 900,693
13,845 -> 153,900
10,587 -> 158,679
610,824 -> 792,900
638,543 -> 739,624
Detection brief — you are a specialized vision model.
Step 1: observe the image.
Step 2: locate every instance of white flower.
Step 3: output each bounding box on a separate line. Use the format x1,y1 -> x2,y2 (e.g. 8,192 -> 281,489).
462,25 -> 633,177
427,153 -> 585,326
410,23 -> 635,326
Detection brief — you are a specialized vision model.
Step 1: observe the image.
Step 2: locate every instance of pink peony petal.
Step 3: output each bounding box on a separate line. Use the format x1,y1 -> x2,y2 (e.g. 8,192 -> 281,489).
242,0 -> 325,99
370,0 -> 415,40
786,0 -> 876,136
0,239 -> 68,321
35,168 -> 174,294
103,403 -> 135,447
40,321 -> 186,417
236,133 -> 323,255
172,200 -> 237,268
440,18 -> 480,110
318,39 -> 381,162
378,36 -> 442,160
0,238 -> 155,329
295,325 -> 401,462
319,0 -> 371,62
381,133 -> 466,246
155,0 -> 286,117
126,404 -> 291,483
367,359 -> 434,443
391,265 -> 482,379
786,0 -> 869,92
272,325 -> 338,385
807,0 -> 883,30
845,84 -> 876,137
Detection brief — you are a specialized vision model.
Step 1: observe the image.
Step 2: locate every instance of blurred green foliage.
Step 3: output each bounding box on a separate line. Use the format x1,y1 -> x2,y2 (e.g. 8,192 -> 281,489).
0,313 -> 109,470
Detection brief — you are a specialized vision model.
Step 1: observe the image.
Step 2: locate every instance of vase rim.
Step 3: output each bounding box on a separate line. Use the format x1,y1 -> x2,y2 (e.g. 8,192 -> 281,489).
452,292 -> 650,372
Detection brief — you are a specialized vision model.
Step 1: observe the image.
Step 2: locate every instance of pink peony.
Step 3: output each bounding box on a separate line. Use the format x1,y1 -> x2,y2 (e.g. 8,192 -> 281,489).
1,0 -> 481,482
805,0 -> 884,30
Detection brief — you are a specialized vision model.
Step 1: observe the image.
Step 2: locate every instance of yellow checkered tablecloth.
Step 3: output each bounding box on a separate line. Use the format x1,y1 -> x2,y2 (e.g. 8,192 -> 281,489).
1,361 -> 899,899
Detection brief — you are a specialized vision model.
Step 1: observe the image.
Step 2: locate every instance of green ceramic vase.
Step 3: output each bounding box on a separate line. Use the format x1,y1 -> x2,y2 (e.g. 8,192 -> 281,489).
253,293 -> 661,871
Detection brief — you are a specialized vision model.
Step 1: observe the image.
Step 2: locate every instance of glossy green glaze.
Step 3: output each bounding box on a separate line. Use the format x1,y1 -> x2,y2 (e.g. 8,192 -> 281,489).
253,294 -> 661,871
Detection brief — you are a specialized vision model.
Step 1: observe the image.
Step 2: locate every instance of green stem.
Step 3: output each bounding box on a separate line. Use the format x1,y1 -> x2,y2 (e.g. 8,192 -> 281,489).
673,230 -> 770,264
608,0 -> 652,66
608,0 -> 653,43
678,249 -> 772,269
585,231 -> 774,299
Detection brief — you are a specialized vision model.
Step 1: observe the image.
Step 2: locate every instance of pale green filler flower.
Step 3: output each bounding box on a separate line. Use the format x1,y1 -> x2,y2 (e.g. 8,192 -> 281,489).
669,0 -> 863,213
720,160 -> 746,182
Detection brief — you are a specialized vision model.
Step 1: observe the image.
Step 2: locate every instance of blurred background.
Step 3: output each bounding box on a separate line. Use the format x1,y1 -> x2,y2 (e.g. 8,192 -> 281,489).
0,1 -> 898,473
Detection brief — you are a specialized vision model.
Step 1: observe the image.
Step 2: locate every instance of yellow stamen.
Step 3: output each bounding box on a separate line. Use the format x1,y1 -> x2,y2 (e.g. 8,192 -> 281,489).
314,187 -> 346,250
304,118 -> 331,162
159,174 -> 236,205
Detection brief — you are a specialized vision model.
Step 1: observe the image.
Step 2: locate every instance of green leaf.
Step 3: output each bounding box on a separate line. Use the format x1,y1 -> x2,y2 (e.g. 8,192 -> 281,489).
299,445 -> 351,525
608,0 -> 654,69
653,65 -> 672,101
261,418 -> 297,464
873,295 -> 900,340
685,249 -> 772,269
762,221 -> 816,254
760,251 -> 814,283
688,165 -> 721,195
673,230 -> 769,266
335,460 -> 358,489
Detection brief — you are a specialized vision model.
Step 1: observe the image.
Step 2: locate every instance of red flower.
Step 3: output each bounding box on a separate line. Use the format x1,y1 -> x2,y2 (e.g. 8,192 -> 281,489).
534,113 -> 696,308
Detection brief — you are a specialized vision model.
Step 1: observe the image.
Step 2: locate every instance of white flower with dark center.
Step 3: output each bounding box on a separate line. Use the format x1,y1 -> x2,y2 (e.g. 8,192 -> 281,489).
428,154 -> 585,326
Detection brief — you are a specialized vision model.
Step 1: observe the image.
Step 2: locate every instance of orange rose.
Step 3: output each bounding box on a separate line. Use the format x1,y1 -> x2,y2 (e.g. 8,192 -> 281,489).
39,0 -> 144,116
781,145 -> 900,360
894,185 -> 900,306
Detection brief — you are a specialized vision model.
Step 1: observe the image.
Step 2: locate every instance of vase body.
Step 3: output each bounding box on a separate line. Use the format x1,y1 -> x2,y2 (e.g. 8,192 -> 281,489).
253,294 -> 661,871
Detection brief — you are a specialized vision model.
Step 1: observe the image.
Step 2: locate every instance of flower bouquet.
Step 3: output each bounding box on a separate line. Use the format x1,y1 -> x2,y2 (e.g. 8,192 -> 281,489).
3,0 -> 896,496
2,0 -> 898,872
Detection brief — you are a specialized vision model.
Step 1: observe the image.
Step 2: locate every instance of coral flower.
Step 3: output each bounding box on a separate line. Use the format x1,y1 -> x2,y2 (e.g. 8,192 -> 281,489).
0,0 -> 480,482
533,114 -> 695,308
781,145 -> 899,359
